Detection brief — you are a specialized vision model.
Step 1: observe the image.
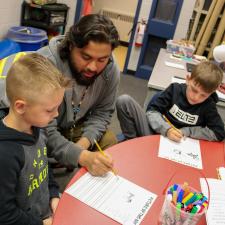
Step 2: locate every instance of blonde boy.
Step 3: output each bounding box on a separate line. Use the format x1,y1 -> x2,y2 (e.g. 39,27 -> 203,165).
0,53 -> 70,225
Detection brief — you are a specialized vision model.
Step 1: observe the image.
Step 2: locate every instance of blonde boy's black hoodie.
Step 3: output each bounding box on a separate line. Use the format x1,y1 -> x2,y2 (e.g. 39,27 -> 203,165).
0,120 -> 59,225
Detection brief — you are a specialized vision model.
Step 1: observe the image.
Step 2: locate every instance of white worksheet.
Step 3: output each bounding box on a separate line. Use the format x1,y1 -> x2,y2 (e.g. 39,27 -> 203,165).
65,172 -> 157,225
216,91 -> 225,102
165,61 -> 185,70
158,135 -> 202,169
218,167 -> 225,180
200,178 -> 225,225
171,76 -> 186,84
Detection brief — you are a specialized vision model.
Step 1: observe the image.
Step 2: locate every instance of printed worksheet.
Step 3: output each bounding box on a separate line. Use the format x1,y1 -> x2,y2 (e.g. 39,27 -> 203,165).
165,61 -> 185,70
200,178 -> 225,225
171,76 -> 185,84
158,135 -> 202,169
65,172 -> 157,225
218,167 -> 225,180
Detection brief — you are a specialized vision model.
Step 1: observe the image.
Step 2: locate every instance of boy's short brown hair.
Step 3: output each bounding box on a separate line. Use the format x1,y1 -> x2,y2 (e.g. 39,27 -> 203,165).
6,53 -> 70,104
191,61 -> 223,93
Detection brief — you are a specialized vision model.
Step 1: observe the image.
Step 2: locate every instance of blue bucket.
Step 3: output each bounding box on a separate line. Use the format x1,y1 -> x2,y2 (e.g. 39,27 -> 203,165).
7,26 -> 48,51
0,39 -> 21,59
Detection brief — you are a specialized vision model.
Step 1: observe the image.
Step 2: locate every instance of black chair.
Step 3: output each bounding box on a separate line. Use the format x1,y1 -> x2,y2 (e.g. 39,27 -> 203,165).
146,91 -> 162,112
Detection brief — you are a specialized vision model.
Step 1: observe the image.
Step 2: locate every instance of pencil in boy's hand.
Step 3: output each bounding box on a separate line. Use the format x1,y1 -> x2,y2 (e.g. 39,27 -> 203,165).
162,115 -> 177,130
163,115 -> 181,133
94,139 -> 117,176
162,115 -> 185,140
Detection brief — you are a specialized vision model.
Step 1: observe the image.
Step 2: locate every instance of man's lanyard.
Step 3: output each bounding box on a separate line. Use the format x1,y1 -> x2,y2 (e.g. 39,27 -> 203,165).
71,85 -> 89,128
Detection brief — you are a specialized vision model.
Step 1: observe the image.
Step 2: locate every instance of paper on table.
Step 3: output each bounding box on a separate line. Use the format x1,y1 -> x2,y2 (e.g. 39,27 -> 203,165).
171,76 -> 186,84
218,167 -> 225,180
200,178 -> 225,225
216,91 -> 225,102
158,135 -> 202,169
165,61 -> 185,70
65,172 -> 157,225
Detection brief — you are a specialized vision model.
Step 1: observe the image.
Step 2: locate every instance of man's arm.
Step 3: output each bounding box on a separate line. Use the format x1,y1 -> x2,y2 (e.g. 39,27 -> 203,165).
46,120 -> 115,175
46,119 -> 83,167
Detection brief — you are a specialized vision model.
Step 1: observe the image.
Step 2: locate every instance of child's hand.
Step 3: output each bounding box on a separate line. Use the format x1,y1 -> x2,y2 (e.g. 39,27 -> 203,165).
43,216 -> 53,225
167,128 -> 183,142
50,197 -> 60,214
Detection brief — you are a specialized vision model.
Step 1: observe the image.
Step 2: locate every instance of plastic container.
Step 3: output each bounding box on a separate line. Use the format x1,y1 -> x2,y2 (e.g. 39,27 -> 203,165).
166,40 -> 195,58
0,39 -> 21,59
7,26 -> 48,51
159,185 -> 207,225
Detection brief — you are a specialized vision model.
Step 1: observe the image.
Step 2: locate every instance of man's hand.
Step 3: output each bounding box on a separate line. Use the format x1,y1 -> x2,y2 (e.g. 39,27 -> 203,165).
50,197 -> 60,214
167,127 -> 183,142
78,150 -> 114,176
43,216 -> 53,225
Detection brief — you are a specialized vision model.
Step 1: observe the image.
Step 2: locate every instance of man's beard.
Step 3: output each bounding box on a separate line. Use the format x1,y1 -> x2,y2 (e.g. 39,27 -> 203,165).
68,56 -> 98,86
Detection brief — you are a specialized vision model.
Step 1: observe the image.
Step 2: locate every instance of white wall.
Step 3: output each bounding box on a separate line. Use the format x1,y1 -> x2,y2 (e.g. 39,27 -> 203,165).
92,0 -> 138,42
173,0 -> 196,39
92,0 -> 137,14
58,0 -> 77,32
0,0 -> 23,40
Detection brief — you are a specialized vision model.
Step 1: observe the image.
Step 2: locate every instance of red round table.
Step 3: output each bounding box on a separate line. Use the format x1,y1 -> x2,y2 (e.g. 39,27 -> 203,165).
53,135 -> 225,225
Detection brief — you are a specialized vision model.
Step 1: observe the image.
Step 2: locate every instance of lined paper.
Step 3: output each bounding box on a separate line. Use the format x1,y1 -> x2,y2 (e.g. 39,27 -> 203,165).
66,172 -> 157,225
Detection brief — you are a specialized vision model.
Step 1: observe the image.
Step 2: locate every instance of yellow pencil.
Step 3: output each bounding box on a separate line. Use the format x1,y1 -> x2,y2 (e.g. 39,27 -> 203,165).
163,115 -> 185,139
94,139 -> 117,176
163,115 -> 180,132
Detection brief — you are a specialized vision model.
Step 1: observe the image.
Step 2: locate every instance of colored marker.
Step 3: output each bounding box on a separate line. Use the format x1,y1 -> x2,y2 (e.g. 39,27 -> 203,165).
167,193 -> 173,202
177,189 -> 184,203
176,202 -> 182,220
182,192 -> 194,204
173,184 -> 178,191
182,182 -> 190,198
191,193 -> 203,205
172,190 -> 178,205
191,205 -> 198,214
185,193 -> 197,206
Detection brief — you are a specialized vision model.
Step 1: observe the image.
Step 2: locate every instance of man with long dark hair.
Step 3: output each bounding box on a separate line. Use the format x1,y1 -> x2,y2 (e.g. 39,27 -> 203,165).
38,14 -> 120,178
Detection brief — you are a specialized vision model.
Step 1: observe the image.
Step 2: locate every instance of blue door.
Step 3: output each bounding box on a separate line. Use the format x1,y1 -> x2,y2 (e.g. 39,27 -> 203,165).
135,0 -> 183,79
74,0 -> 83,23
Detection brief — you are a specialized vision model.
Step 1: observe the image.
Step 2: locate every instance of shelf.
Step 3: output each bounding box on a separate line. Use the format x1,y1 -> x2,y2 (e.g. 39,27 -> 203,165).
187,0 -> 224,58
29,2 -> 69,11
21,1 -> 69,35
22,20 -> 66,29
194,8 -> 208,14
